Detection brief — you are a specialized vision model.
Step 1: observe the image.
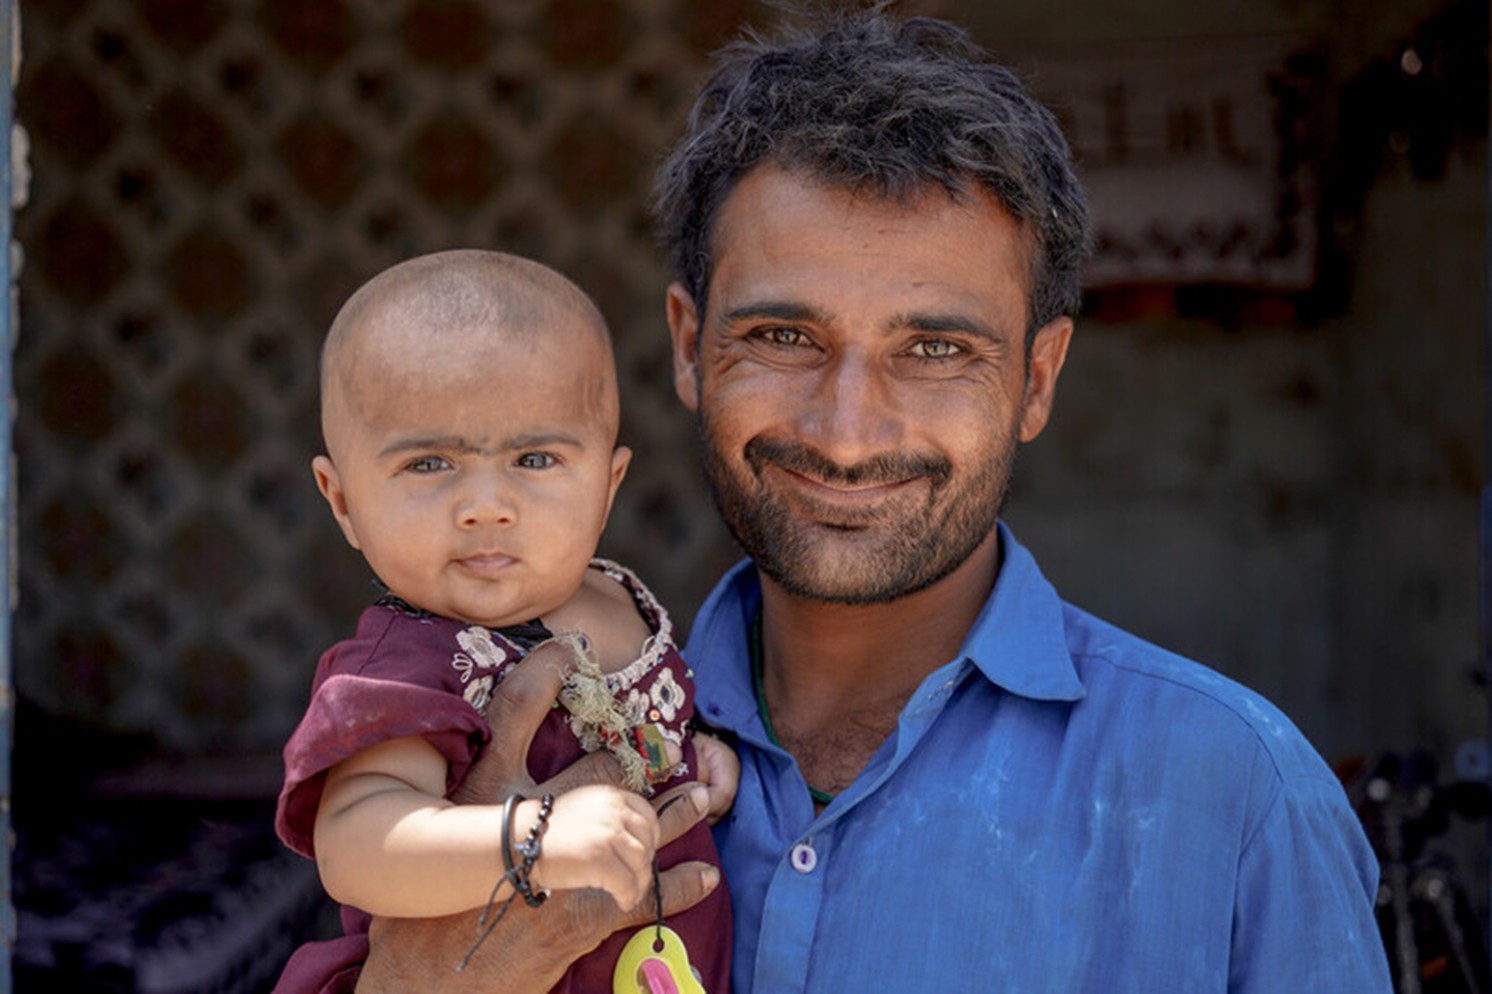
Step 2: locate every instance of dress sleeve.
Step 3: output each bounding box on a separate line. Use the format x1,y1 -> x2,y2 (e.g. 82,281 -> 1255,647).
1229,769 -> 1393,992
275,670 -> 491,858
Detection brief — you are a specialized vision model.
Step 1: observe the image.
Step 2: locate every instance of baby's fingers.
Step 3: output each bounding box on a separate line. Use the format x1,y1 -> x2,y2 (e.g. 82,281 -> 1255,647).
690,734 -> 740,823
592,822 -> 657,911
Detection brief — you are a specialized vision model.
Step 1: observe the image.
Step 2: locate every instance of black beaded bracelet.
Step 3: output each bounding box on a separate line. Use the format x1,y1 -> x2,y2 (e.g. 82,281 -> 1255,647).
501,792 -> 553,907
457,793 -> 553,973
499,793 -> 523,878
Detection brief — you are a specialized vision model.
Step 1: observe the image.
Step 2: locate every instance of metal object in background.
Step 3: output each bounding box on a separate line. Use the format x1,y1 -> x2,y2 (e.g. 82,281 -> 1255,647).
1351,752 -> 1491,993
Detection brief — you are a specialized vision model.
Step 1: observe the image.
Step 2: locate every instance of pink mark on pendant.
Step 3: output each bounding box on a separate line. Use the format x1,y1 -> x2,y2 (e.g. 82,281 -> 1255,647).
638,958 -> 682,994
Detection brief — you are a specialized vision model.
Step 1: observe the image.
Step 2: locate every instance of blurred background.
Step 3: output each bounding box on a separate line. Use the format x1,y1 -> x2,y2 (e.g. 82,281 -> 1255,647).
8,0 -> 1487,990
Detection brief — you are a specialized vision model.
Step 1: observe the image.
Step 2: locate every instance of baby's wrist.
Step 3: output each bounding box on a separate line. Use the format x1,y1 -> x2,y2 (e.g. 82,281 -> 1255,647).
501,793 -> 553,906
507,798 -> 541,860
456,793 -> 554,971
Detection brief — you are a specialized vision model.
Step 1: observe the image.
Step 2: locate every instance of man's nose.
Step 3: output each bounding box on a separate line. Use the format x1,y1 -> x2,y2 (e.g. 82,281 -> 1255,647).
799,351 -> 901,463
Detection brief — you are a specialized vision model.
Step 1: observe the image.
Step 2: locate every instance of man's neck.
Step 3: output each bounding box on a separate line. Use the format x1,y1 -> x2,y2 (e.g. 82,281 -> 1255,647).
755,529 -> 1003,797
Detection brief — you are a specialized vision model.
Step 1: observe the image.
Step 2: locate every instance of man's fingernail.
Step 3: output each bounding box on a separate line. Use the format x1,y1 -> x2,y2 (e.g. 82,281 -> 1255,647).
702,866 -> 720,892
690,784 -> 709,814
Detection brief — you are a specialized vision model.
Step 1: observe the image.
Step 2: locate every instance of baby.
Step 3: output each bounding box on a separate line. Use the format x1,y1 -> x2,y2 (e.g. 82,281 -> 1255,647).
272,250 -> 732,993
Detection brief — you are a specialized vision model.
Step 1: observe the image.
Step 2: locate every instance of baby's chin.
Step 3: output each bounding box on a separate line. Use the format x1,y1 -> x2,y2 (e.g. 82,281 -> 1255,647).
446,609 -> 544,630
441,599 -> 560,632
379,588 -> 535,630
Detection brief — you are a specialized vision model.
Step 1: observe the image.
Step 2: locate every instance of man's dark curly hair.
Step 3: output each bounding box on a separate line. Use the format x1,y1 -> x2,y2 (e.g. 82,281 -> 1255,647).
652,4 -> 1092,337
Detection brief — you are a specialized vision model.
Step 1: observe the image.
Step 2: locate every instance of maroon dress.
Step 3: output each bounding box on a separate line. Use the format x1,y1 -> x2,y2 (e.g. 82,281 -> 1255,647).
272,560 -> 731,993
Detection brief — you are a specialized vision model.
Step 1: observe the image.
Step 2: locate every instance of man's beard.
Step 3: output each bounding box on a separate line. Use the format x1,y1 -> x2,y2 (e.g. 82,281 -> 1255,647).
698,418 -> 1018,605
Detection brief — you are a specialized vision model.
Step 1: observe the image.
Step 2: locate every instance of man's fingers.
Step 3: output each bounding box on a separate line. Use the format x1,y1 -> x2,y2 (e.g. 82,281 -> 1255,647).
362,893 -> 615,991
614,860 -> 721,928
653,783 -> 709,846
535,748 -> 631,794
488,638 -> 583,756
660,861 -> 721,920
453,638 -> 583,805
490,637 -> 582,727
532,723 -> 681,797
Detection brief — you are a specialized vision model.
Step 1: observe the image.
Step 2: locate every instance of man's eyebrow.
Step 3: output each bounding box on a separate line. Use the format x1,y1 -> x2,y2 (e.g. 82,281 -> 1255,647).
895,311 -> 1003,343
721,300 -> 1006,346
720,300 -> 825,325
377,431 -> 583,459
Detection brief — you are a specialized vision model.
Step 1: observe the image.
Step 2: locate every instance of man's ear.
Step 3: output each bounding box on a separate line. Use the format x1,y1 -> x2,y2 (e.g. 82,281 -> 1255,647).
666,282 -> 701,412
312,454 -> 363,550
1019,316 -> 1073,443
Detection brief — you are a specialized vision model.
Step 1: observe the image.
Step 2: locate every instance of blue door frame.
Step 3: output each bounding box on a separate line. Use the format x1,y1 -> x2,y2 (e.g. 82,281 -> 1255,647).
1,1 -> 16,991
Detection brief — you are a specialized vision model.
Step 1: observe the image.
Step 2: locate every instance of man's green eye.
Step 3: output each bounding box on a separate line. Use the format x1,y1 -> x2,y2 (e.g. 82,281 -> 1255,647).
911,339 -> 960,358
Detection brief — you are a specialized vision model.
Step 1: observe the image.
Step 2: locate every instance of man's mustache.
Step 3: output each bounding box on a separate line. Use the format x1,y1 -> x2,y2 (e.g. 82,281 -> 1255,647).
744,437 -> 951,489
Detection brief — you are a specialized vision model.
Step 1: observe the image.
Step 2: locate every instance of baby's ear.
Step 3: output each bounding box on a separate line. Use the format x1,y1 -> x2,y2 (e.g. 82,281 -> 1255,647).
312,454 -> 362,550
604,446 -> 632,519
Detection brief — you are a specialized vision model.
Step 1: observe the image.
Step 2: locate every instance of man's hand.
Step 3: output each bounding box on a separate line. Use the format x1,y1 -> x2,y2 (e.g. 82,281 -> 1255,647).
355,638 -> 722,992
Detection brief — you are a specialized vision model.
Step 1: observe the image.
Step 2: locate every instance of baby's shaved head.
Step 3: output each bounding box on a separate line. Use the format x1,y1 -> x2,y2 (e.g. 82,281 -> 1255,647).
319,250 -> 618,456
309,249 -> 636,631
323,249 -> 607,394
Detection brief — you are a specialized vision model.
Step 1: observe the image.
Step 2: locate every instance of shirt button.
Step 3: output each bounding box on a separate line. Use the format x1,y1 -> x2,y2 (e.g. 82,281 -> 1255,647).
790,842 -> 817,874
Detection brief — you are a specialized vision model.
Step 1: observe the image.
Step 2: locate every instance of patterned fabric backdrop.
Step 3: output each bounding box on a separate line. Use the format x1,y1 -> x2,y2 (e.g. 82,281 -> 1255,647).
16,0 -> 765,754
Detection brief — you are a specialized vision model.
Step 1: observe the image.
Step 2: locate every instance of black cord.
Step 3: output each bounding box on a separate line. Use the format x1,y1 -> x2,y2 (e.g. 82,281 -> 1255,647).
456,793 -> 553,973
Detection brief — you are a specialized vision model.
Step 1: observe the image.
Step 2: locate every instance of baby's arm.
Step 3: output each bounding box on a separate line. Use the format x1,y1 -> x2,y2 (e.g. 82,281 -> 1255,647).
313,735 -> 660,918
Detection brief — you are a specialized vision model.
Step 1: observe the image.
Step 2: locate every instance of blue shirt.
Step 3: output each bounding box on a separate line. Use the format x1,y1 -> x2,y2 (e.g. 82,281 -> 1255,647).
689,525 -> 1391,994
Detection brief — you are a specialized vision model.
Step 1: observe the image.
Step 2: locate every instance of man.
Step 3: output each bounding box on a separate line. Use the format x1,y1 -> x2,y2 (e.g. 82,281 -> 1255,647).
357,8 -> 1392,992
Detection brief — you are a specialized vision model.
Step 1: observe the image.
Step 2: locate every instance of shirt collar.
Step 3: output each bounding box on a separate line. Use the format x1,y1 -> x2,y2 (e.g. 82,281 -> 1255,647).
686,559 -> 762,733
960,522 -> 1086,702
688,522 -> 1085,731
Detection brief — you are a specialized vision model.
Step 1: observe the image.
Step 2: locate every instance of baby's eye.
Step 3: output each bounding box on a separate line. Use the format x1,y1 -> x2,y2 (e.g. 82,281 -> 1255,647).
907,338 -> 963,359
408,455 -> 452,473
516,452 -> 558,470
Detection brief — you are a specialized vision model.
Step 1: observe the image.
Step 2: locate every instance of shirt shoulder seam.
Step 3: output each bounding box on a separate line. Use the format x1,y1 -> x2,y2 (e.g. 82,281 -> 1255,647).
1071,646 -> 1337,791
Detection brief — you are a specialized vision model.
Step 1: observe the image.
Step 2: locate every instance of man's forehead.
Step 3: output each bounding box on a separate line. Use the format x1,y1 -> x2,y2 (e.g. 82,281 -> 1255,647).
706,167 -> 1033,316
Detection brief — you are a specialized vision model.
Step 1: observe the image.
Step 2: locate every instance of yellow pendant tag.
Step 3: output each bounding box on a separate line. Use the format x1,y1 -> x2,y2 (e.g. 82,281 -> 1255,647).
613,925 -> 707,994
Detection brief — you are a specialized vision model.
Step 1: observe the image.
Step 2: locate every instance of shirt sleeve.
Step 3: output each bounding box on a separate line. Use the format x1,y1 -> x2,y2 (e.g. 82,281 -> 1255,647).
1229,771 -> 1393,992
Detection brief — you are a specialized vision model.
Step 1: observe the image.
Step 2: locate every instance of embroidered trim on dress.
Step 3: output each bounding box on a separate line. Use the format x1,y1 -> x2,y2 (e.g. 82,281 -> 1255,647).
586,558 -> 676,692
374,561 -> 683,779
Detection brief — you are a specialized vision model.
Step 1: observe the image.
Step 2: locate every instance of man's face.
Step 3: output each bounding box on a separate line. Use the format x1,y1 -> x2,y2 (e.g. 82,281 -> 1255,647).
667,165 -> 1071,605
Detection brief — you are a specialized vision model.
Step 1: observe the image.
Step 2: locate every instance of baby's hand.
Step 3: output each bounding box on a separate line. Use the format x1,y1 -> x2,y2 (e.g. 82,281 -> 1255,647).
692,731 -> 740,825
520,785 -> 659,911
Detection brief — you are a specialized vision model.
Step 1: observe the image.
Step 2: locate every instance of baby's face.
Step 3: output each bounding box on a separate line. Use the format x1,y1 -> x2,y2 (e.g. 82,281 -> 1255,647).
316,314 -> 629,628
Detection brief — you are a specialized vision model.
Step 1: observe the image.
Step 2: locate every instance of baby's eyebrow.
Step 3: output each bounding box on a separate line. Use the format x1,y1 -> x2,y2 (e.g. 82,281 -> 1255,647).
378,434 -> 475,459
504,431 -> 584,451
378,431 -> 583,459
